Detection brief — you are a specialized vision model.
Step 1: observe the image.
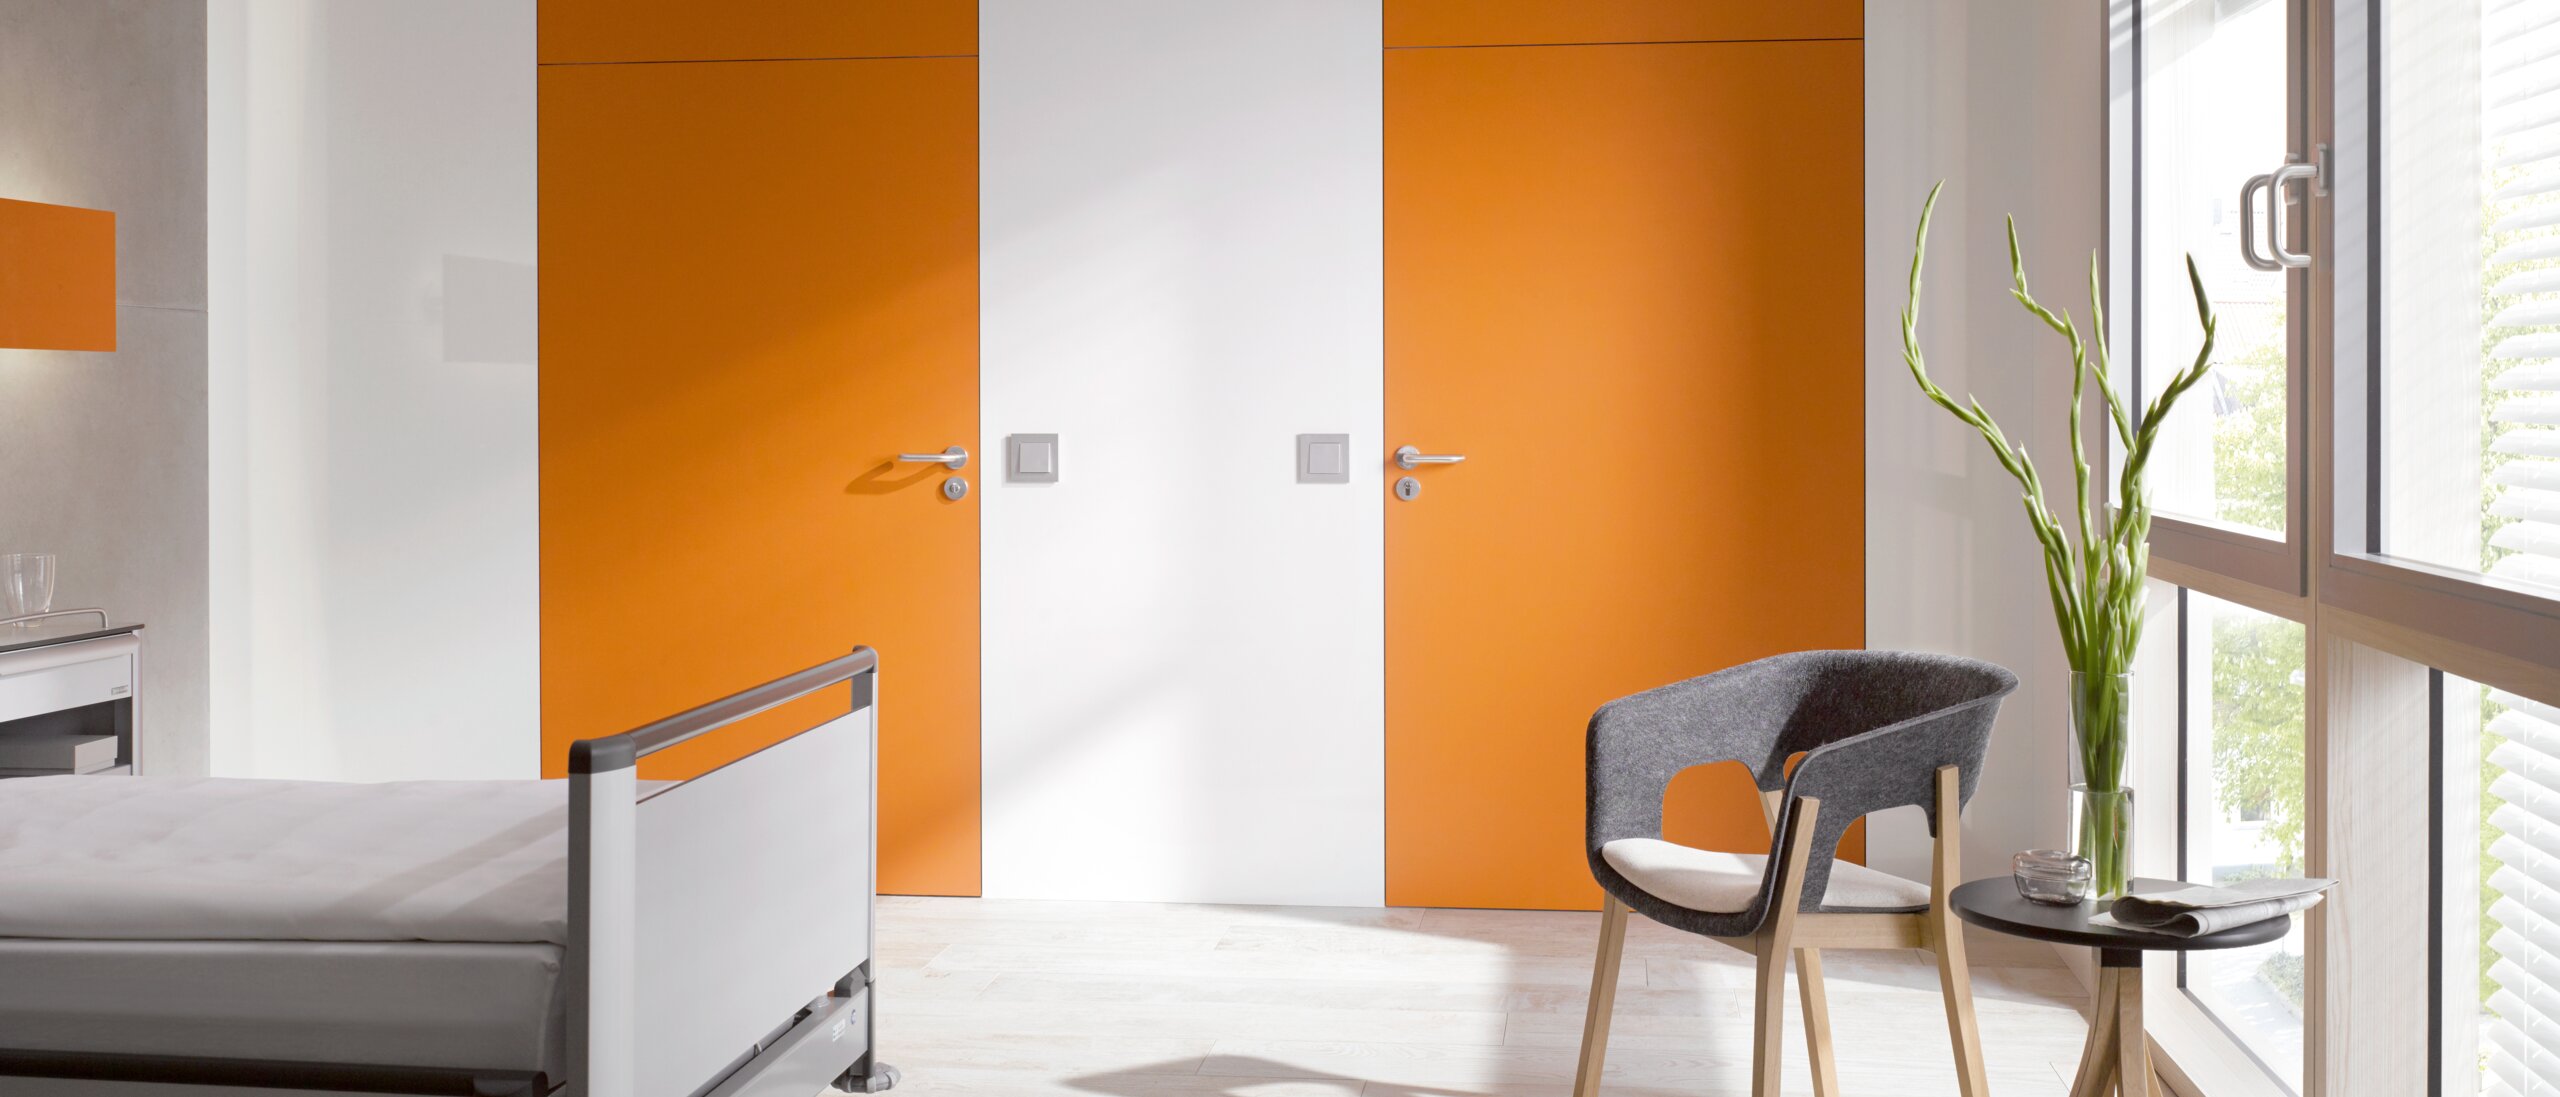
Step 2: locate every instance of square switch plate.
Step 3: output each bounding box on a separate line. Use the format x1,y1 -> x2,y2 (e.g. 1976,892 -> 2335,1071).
1009,434 -> 1059,482
1297,433 -> 1350,484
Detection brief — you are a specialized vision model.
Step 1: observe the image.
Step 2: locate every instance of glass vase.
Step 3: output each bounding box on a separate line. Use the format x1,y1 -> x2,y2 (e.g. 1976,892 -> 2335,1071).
2069,672 -> 2134,900
2071,784 -> 2134,902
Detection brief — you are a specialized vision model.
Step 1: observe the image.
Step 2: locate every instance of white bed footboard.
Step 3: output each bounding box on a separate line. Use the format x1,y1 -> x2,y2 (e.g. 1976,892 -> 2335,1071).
570,649 -> 880,1097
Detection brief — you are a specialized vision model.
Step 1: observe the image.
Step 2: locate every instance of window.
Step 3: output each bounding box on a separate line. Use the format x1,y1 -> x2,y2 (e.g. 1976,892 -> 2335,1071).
2141,0 -> 2296,537
2181,591 -> 2309,1092
2374,0 -> 2560,596
2110,0 -> 2560,1091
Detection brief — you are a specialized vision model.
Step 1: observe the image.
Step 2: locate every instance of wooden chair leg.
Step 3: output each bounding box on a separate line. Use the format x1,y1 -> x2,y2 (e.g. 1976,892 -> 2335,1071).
1931,918 -> 1990,1097
1751,938 -> 1791,1097
1572,894 -> 1631,1097
1795,947 -> 1839,1097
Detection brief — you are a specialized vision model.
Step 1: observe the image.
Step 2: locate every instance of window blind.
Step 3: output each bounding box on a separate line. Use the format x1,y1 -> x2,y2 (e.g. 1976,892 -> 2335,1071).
2484,689 -> 2560,1097
2479,10 -> 2560,1091
2486,0 -> 2560,591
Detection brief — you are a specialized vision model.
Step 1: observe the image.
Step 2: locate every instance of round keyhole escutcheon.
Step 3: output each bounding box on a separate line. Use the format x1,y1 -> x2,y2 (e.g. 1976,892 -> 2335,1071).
1395,476 -> 1422,502
944,477 -> 970,501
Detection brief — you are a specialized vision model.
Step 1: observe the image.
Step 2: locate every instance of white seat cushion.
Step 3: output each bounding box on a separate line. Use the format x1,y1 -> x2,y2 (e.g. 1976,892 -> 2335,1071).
1601,837 -> 1932,914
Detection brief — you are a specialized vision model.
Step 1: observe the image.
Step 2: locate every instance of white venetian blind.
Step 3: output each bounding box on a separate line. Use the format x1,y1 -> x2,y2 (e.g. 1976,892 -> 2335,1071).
2480,10 -> 2560,1092
2484,687 -> 2560,1097
2486,0 -> 2560,591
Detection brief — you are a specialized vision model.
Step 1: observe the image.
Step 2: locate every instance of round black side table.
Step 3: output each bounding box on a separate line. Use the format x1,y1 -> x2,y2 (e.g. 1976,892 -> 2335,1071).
1949,877 -> 2293,1097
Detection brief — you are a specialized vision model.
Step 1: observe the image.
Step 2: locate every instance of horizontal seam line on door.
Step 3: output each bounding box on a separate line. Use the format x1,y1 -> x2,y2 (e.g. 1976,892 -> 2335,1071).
1384,36 -> 1860,51
539,53 -> 977,67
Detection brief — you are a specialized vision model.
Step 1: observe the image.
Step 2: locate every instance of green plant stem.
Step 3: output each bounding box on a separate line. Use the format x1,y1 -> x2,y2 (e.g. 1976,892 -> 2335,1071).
2078,790 -> 2131,899
1901,181 -> 2218,797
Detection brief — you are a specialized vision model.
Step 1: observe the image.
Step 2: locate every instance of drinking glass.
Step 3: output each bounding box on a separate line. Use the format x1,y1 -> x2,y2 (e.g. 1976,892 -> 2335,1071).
3,553 -> 58,625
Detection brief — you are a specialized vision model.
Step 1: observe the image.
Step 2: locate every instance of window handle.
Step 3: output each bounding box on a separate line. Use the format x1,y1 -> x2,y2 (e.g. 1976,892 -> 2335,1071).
2238,173 -> 2280,272
2268,160 -> 2319,269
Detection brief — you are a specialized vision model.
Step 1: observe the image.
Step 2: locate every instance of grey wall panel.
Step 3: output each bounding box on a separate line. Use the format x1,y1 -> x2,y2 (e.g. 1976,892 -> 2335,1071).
0,0 -> 211,774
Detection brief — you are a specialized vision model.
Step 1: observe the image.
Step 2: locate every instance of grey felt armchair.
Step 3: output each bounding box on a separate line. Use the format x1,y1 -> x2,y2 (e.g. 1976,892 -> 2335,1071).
1570,650 -> 2017,1097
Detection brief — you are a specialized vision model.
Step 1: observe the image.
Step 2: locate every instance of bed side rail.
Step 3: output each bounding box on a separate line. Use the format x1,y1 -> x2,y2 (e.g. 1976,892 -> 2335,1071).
566,647 -> 880,1097
565,647 -> 879,777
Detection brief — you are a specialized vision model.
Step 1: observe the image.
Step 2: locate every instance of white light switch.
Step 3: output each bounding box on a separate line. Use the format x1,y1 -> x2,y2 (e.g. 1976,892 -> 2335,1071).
1009,434 -> 1059,482
1297,434 -> 1350,484
1309,443 -> 1344,476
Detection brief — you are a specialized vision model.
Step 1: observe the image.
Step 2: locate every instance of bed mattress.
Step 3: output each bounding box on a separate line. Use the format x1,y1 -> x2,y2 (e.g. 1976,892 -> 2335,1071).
0,937 -> 565,1077
0,775 -> 568,944
0,776 -> 574,1077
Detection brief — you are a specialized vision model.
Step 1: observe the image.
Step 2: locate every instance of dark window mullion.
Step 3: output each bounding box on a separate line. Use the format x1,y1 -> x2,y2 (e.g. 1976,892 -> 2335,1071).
2428,668 -> 2445,1097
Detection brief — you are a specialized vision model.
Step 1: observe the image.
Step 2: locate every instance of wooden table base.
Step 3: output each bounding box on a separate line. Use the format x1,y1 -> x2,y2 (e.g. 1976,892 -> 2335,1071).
1950,880 -> 2289,1097
2068,950 -> 2171,1097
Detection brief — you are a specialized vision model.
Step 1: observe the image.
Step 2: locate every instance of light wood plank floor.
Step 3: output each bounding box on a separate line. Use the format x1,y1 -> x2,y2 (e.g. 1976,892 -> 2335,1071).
873,897 -> 2091,1097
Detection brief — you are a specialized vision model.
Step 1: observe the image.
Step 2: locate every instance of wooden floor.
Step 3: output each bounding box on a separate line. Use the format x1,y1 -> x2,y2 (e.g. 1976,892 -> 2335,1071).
872,897 -> 2093,1097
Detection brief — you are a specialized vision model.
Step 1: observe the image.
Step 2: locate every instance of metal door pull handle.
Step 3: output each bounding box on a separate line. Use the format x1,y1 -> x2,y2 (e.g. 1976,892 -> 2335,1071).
2268,160 -> 2318,268
1396,445 -> 1465,470
2239,159 -> 2320,273
2238,173 -> 2278,272
898,446 -> 969,469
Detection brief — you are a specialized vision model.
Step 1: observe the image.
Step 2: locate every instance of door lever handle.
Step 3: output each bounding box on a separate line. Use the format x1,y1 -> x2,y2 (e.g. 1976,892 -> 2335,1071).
897,446 -> 968,469
1395,445 -> 1466,470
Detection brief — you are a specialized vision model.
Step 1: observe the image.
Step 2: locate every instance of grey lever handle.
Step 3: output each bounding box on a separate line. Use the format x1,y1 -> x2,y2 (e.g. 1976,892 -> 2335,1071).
897,446 -> 969,469
1395,445 -> 1466,470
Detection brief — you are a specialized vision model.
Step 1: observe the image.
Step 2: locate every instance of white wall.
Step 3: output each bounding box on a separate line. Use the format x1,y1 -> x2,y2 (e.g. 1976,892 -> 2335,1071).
207,0 -> 538,781
1864,0 -> 2103,885
982,0 -> 2095,905
0,0 -> 208,774
979,0 -> 1386,904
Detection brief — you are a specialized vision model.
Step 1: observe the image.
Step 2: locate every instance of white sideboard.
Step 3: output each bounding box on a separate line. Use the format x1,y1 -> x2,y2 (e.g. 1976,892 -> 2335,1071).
0,613 -> 142,777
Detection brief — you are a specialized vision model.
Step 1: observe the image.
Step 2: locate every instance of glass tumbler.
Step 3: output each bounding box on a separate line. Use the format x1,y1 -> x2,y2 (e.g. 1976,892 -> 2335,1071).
3,553 -> 57,624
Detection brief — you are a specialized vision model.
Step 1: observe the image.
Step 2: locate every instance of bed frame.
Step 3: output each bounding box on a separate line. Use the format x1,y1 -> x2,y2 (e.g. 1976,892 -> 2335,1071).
0,648 -> 892,1097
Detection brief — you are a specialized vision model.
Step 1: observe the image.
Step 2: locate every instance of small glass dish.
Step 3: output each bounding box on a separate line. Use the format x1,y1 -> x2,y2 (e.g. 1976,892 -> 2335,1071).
2013,849 -> 2094,906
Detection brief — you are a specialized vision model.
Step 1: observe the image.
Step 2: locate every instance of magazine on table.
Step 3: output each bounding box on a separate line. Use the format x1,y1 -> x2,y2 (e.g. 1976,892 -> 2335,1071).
2088,877 -> 2336,937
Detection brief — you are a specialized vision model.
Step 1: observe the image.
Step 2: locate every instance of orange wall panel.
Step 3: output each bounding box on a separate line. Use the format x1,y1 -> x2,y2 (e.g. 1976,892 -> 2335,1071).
540,57 -> 982,895
1386,0 -> 1860,49
1385,40 -> 1866,910
0,198 -> 115,352
540,0 -> 973,64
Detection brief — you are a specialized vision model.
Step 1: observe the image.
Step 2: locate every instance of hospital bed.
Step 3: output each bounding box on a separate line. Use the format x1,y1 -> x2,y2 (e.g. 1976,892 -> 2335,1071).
0,648 -> 889,1097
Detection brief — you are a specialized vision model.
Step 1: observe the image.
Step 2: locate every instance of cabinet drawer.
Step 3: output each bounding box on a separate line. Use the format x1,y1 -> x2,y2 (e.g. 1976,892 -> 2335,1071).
0,654 -> 133,724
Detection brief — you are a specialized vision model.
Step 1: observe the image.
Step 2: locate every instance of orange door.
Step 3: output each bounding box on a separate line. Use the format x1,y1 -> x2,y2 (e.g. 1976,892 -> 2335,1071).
1385,39 -> 1867,910
540,57 -> 981,895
